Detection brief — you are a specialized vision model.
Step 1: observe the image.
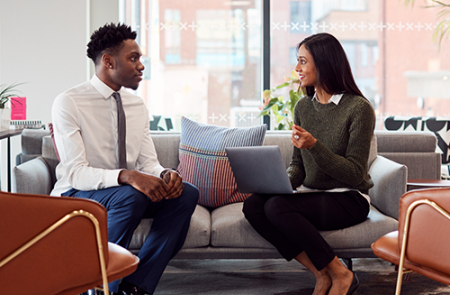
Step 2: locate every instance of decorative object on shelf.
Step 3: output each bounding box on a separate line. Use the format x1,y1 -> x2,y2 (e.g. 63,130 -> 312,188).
10,97 -> 26,120
258,70 -> 305,130
0,82 -> 25,131
10,120 -> 45,130
0,108 -> 11,131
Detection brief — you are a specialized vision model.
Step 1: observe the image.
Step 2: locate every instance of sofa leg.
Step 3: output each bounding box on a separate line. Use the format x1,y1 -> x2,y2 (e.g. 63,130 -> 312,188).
342,258 -> 353,271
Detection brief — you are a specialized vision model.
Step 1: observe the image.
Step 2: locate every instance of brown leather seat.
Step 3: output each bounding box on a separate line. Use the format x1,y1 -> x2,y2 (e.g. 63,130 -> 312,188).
372,187 -> 450,295
0,191 -> 139,295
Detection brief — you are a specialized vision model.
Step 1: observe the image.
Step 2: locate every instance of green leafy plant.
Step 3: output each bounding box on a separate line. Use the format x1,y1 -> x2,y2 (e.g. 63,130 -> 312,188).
259,70 -> 305,130
0,82 -> 25,109
404,0 -> 450,48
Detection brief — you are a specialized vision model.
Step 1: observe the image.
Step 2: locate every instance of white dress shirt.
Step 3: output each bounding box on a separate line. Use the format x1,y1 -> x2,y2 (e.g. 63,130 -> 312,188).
312,92 -> 344,105
51,75 -> 164,196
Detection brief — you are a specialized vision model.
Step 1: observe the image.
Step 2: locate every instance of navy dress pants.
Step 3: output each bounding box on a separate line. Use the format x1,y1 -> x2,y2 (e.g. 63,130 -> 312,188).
242,190 -> 369,271
62,182 -> 199,294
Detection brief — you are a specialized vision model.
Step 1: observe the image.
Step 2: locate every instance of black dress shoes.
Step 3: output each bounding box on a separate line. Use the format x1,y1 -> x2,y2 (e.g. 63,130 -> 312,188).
116,287 -> 151,295
79,282 -> 151,295
346,271 -> 359,295
117,280 -> 152,295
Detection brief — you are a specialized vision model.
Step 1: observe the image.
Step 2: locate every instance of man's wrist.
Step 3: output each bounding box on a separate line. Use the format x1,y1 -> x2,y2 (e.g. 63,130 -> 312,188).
118,169 -> 132,184
160,168 -> 178,179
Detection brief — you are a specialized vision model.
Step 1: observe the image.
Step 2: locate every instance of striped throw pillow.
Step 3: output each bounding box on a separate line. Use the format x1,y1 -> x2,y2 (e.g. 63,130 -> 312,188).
178,117 -> 267,208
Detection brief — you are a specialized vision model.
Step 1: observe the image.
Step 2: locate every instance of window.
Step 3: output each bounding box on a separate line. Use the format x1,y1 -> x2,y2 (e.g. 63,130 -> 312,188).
164,9 -> 181,65
360,43 -> 368,67
290,1 -> 312,34
342,0 -> 367,11
120,0 -> 262,130
372,45 -> 379,67
289,47 -> 298,65
272,0 -> 450,124
121,0 -> 450,130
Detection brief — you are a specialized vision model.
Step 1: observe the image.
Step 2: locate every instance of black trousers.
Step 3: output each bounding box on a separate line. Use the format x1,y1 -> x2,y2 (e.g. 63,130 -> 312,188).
243,190 -> 370,271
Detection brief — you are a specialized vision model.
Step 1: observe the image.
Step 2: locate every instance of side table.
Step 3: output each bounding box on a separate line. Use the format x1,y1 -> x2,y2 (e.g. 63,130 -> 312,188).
0,129 -> 23,192
407,179 -> 450,191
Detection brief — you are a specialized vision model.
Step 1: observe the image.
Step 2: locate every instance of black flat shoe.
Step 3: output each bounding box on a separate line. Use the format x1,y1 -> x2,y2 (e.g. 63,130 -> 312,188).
346,272 -> 359,295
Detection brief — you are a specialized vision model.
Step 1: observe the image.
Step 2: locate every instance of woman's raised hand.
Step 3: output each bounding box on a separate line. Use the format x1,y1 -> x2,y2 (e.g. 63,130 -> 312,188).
291,124 -> 317,150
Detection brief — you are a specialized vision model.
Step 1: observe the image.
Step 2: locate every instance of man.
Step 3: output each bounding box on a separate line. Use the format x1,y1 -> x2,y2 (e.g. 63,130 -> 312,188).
51,23 -> 199,295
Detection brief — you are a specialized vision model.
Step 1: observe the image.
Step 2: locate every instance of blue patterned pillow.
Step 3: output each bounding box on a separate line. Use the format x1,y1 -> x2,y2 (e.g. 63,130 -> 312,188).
178,117 -> 267,207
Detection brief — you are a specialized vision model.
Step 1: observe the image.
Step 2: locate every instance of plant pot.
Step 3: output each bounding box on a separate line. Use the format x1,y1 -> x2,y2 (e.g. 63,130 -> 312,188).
0,108 -> 11,131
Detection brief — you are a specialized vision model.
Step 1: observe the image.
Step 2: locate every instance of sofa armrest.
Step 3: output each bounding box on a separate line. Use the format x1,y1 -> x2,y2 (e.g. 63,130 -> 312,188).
369,155 -> 407,220
15,153 -> 41,166
12,156 -> 53,195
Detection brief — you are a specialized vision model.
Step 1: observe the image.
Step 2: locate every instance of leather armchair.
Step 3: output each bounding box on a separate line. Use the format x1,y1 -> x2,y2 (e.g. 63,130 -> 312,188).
0,191 -> 139,295
371,187 -> 450,295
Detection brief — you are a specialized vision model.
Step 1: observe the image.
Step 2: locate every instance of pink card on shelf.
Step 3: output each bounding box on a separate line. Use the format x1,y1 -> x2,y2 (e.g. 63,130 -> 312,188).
10,97 -> 26,120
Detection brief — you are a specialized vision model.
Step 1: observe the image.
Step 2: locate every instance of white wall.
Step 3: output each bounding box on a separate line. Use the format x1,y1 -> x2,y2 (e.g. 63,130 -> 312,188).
0,0 -> 88,124
89,0 -> 120,77
0,0 -> 119,191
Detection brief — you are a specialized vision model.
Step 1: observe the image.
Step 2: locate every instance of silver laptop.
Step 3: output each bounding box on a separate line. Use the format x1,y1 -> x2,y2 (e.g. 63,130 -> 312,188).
226,146 -> 297,194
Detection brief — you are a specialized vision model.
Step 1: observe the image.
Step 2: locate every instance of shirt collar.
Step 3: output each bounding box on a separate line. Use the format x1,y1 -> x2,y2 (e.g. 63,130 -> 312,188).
312,92 -> 344,105
91,74 -> 121,100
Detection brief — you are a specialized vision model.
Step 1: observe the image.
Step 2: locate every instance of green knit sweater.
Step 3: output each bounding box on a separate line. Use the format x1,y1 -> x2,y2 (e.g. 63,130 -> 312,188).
286,93 -> 375,194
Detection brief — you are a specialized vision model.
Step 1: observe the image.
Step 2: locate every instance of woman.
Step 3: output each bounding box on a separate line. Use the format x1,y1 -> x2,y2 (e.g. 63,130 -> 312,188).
243,33 -> 375,295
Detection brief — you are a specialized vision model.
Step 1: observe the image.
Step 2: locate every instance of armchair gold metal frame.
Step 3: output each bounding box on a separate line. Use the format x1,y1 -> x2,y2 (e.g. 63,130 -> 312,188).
394,199 -> 450,295
0,191 -> 142,294
0,209 -> 111,294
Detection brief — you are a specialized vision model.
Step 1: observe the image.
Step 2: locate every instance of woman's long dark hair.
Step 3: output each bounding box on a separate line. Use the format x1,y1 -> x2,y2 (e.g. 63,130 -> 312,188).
297,33 -> 365,98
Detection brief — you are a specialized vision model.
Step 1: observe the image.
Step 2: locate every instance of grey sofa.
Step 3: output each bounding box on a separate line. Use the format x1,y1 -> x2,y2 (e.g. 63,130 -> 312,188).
12,129 -> 440,268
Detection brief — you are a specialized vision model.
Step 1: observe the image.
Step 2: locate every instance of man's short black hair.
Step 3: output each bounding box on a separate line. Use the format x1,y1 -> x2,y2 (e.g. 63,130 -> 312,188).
87,23 -> 137,65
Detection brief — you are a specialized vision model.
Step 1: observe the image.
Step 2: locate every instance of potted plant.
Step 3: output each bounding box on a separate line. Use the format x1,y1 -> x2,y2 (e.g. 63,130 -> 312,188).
258,70 -> 305,130
404,0 -> 450,48
0,82 -> 24,131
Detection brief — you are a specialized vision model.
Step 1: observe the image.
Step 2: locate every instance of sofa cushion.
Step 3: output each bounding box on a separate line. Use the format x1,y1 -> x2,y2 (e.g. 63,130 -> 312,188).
384,116 -> 448,164
378,152 -> 440,180
211,202 -> 275,248
262,131 -> 292,168
12,157 -> 53,195
211,202 -> 398,250
48,123 -> 61,161
20,129 -> 50,155
128,204 -> 211,250
369,155 -> 407,219
320,205 -> 398,249
376,130 -> 437,153
177,117 -> 267,208
368,134 -> 377,167
150,131 -> 181,169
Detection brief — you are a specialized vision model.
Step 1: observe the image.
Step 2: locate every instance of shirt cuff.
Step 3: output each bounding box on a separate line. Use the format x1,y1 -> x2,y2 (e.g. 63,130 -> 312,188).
109,169 -> 124,187
154,166 -> 166,178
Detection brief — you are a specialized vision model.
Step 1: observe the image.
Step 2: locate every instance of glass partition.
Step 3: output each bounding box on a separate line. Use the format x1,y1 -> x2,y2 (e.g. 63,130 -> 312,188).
120,0 -> 262,130
121,0 -> 450,131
